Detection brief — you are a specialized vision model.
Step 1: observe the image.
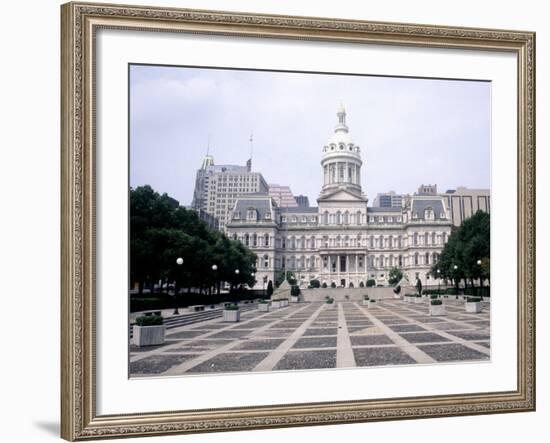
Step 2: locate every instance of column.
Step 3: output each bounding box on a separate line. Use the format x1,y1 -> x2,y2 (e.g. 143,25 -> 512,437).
337,254 -> 341,283
346,255 -> 350,285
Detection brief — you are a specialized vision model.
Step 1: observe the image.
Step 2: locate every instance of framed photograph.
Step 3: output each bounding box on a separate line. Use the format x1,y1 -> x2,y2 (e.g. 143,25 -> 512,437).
61,2 -> 536,440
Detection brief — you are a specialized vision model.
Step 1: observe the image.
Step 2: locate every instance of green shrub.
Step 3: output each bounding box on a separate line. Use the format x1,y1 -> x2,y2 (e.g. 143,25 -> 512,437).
466,297 -> 482,303
330,282 -> 336,288
135,314 -> 163,326
224,303 -> 239,311
349,282 -> 354,288
322,282 -> 328,288
430,300 -> 443,306
366,279 -> 376,287
310,279 -> 321,288
363,295 -> 370,300
325,297 -> 334,304
430,294 -> 438,299
258,299 -> 268,304
370,299 -> 376,303
359,281 -> 365,288
291,285 -> 301,296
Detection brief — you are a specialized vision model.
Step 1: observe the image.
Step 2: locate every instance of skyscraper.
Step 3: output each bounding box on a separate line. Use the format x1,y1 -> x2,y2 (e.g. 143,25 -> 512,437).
191,156 -> 268,230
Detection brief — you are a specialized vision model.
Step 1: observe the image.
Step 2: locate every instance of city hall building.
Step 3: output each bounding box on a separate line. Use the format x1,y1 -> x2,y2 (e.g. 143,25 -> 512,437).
225,105 -> 453,289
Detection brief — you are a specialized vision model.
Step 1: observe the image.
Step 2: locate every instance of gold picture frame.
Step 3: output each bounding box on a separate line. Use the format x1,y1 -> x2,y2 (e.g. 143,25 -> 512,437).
61,2 -> 536,440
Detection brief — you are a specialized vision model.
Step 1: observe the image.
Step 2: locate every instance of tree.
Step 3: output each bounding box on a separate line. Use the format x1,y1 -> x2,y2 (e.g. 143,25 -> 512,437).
266,280 -> 274,297
309,279 -> 321,288
388,267 -> 403,286
366,279 -> 376,287
430,211 -> 490,292
130,185 -> 257,298
290,285 -> 301,296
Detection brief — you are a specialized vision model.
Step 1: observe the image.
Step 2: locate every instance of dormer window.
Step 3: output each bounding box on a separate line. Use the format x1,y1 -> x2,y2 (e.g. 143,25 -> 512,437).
246,208 -> 258,221
424,207 -> 434,221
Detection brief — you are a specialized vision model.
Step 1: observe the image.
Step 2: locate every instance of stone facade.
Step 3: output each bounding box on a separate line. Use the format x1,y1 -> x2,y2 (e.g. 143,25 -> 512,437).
225,106 -> 452,289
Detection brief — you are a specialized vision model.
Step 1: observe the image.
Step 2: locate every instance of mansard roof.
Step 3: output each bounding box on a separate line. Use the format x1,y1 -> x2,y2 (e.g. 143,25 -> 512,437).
367,207 -> 403,213
232,194 -> 273,220
283,207 -> 319,214
411,198 -> 446,218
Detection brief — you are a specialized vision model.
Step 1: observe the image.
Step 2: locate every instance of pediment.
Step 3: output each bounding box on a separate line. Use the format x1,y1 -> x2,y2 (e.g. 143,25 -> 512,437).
317,188 -> 367,203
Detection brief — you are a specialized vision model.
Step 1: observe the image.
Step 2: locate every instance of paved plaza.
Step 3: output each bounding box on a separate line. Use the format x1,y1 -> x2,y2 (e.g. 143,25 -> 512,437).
129,299 -> 490,377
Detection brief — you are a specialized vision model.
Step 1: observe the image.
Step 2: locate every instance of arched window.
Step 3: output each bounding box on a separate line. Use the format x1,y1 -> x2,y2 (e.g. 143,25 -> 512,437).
344,235 -> 349,247
263,254 -> 269,268
413,233 -> 418,245
424,232 -> 429,245
356,211 -> 362,225
425,252 -> 430,265
311,236 -> 316,249
252,233 -> 257,247
244,233 -> 250,246
398,255 -> 403,267
344,211 -> 349,224
323,211 -> 329,225
369,236 -> 374,248
336,211 -> 342,224
264,233 -> 269,247
414,253 -> 419,265
388,237 -> 393,248
232,233 -> 237,241
357,235 -> 362,247
431,232 -> 436,244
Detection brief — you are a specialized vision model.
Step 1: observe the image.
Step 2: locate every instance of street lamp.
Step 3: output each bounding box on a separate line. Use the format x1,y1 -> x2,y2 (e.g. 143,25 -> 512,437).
476,259 -> 483,297
212,264 -> 218,271
453,264 -> 459,296
436,269 -> 441,298
174,257 -> 183,315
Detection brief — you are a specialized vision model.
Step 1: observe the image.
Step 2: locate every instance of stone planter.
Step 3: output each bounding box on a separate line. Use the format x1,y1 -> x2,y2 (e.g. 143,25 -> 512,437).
367,301 -> 376,308
465,301 -> 483,313
258,303 -> 270,312
414,296 -> 423,304
429,304 -> 446,316
272,300 -> 282,308
132,324 -> 166,347
291,295 -> 299,303
362,299 -> 370,306
223,309 -> 240,322
393,294 -> 401,299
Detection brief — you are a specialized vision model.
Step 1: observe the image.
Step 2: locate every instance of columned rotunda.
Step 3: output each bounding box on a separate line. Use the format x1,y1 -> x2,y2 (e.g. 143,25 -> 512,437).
225,106 -> 452,289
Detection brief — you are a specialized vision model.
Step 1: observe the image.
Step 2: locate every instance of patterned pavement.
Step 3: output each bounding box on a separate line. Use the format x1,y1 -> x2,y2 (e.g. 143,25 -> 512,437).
129,299 -> 490,377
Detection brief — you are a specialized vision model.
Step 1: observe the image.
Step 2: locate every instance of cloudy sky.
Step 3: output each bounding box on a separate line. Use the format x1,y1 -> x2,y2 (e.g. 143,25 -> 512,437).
130,64 -> 490,206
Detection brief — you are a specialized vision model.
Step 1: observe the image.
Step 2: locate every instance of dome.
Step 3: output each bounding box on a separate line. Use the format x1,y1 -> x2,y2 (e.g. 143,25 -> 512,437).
328,130 -> 354,147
